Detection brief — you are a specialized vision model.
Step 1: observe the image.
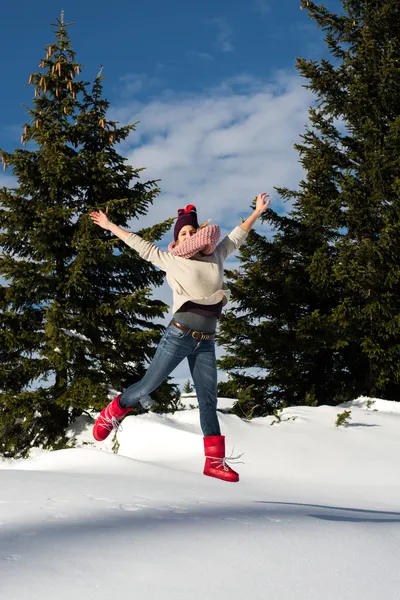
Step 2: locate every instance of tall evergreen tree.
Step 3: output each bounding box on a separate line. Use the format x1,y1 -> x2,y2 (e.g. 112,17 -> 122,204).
218,0 -> 400,414
69,69 -> 177,409
217,214 -> 348,415
0,16 -> 175,457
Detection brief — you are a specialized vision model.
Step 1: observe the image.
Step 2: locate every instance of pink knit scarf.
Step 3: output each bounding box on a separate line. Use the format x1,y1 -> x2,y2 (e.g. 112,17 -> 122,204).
168,224 -> 221,259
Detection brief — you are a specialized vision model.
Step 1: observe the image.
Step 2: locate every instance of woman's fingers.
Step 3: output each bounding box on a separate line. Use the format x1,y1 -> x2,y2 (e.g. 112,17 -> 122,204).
89,210 -> 110,230
255,192 -> 271,213
263,196 -> 271,210
90,211 -> 104,226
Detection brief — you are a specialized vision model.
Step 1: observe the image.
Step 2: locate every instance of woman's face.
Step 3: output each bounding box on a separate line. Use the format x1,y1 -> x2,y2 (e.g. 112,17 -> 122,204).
176,224 -> 197,245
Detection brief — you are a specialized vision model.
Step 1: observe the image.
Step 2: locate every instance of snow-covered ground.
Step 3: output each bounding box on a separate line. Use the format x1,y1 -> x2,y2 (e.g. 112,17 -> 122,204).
1,396 -> 400,600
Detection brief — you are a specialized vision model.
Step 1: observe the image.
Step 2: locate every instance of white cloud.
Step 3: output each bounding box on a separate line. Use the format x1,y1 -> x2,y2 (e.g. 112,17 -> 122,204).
209,17 -> 234,53
112,70 -> 311,385
112,71 -> 311,234
187,50 -> 214,61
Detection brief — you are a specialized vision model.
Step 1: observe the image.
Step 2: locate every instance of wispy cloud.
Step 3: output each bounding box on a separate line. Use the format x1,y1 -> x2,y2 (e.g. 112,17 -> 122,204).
110,69 -> 312,380
113,71 -> 312,236
209,17 -> 234,53
187,50 -> 214,61
253,0 -> 271,17
118,73 -> 163,97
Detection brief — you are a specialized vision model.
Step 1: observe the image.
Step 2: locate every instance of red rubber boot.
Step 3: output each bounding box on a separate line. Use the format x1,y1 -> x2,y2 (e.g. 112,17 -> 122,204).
203,435 -> 242,483
93,394 -> 131,441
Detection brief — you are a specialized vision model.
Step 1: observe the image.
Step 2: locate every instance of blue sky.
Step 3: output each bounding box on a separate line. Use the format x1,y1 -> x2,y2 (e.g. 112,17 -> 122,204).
0,0 -> 340,150
1,0 -> 343,386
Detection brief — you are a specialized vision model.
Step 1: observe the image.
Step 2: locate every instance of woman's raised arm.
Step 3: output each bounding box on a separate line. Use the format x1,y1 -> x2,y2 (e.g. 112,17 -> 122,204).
90,210 -> 174,272
239,192 -> 271,232
213,192 -> 271,262
90,210 -> 131,242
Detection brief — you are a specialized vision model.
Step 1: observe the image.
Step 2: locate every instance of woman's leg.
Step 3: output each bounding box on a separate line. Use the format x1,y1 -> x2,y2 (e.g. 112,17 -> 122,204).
120,323 -> 195,408
188,339 -> 221,436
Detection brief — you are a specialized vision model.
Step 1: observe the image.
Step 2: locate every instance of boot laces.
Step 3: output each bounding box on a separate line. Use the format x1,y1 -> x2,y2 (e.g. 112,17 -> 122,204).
206,449 -> 244,471
97,414 -> 123,434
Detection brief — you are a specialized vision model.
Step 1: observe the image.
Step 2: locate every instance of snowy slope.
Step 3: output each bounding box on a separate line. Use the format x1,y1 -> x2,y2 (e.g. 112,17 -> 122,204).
0,398 -> 400,600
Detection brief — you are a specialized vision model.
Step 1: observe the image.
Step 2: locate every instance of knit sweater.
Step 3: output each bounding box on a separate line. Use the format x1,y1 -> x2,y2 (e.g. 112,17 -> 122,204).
124,226 -> 248,314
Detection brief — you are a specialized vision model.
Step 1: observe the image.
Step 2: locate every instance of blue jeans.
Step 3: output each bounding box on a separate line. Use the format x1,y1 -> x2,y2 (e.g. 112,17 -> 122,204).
119,321 -> 221,437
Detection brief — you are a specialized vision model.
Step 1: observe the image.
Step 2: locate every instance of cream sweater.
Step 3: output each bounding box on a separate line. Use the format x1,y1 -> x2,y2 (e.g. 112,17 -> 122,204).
124,226 -> 248,314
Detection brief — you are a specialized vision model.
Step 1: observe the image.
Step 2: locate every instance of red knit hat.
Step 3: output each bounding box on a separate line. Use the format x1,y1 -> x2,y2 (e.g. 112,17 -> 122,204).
174,204 -> 199,241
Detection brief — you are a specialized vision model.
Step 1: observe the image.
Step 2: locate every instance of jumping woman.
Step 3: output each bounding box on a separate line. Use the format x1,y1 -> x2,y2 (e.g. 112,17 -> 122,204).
90,192 -> 270,483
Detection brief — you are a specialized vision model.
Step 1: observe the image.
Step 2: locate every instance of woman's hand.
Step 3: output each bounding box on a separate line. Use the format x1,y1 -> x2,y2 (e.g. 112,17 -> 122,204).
255,192 -> 271,215
90,210 -> 111,230
240,193 -> 271,232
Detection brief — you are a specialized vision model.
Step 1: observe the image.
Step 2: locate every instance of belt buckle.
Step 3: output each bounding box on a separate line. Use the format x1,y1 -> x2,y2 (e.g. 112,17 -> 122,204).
192,330 -> 206,340
191,330 -> 212,341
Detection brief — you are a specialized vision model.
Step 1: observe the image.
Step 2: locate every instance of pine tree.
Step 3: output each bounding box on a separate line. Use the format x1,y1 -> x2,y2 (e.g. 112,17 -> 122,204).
217,212 -> 355,414
0,14 -> 86,456
183,380 -> 194,394
0,15 -> 175,457
218,0 -> 400,413
70,68 -> 177,410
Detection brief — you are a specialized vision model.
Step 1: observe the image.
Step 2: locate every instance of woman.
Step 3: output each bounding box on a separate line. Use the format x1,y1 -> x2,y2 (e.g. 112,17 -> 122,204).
90,192 -> 270,483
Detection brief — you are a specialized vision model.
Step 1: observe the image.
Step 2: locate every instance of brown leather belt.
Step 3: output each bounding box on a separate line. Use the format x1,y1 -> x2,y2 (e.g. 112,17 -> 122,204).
171,320 -> 216,341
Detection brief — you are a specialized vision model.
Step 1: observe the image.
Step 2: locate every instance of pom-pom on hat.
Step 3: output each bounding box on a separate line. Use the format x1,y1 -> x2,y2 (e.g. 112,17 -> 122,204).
174,204 -> 199,241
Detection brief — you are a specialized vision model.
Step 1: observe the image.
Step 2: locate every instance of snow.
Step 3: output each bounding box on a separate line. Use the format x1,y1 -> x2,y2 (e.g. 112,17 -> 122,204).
1,397 -> 400,600
180,393 -> 235,411
61,328 -> 91,343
